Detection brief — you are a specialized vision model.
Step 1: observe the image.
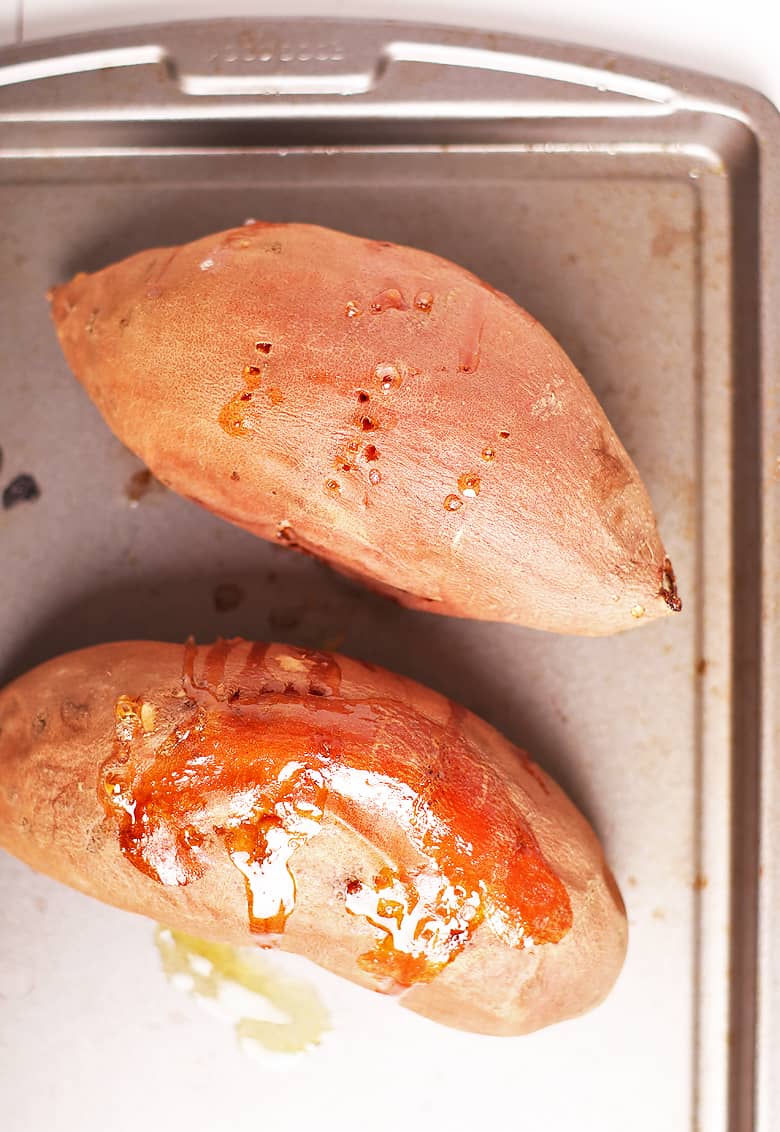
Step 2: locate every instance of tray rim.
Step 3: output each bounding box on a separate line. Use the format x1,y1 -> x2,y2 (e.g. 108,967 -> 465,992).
0,17 -> 776,1132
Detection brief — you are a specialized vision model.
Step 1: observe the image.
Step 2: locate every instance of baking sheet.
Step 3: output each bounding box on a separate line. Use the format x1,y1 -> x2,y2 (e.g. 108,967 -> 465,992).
0,19 -> 776,1132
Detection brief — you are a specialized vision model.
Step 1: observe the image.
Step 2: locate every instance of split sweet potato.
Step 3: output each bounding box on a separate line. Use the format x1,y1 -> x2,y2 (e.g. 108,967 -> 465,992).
0,639 -> 626,1035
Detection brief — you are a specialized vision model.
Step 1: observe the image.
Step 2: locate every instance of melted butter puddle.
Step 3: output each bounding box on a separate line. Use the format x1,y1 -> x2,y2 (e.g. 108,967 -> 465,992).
155,927 -> 331,1056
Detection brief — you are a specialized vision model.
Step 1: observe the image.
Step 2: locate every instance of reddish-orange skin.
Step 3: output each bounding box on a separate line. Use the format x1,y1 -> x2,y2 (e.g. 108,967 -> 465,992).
49,222 -> 681,635
101,641 -> 571,987
0,640 -> 627,1034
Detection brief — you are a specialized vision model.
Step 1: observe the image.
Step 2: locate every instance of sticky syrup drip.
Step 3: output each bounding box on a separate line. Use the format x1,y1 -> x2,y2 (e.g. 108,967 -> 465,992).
100,639 -> 572,989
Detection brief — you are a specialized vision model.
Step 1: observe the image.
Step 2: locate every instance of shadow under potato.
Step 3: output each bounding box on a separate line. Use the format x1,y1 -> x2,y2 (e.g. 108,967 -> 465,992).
1,559 -> 597,827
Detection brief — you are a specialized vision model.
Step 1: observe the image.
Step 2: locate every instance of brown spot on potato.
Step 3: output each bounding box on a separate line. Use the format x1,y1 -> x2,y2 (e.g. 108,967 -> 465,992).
60,700 -> 90,732
692,873 -> 708,890
696,658 -> 708,676
591,433 -> 632,501
230,471 -> 240,482
659,557 -> 682,612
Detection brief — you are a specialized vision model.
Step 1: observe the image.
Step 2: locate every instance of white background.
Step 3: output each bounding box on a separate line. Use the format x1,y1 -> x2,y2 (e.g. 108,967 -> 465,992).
0,0 -> 778,108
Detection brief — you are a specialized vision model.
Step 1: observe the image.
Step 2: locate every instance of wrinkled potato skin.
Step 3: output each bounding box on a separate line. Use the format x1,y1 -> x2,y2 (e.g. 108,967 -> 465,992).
50,223 -> 679,635
0,640 -> 626,1035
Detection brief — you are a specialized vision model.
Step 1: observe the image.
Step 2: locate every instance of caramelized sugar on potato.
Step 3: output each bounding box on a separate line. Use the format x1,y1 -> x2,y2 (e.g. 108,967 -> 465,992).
0,639 -> 626,1035
49,223 -> 680,635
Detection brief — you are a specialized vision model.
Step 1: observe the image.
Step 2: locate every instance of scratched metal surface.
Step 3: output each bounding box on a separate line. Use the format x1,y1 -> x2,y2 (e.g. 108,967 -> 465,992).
0,20 -> 776,1132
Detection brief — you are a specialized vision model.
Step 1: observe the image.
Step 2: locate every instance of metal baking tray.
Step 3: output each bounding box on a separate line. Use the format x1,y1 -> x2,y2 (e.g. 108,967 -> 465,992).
0,18 -> 776,1132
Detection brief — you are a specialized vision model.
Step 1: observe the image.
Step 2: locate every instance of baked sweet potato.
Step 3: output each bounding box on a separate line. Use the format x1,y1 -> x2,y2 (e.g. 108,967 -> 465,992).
49,222 -> 680,635
0,638 -> 626,1035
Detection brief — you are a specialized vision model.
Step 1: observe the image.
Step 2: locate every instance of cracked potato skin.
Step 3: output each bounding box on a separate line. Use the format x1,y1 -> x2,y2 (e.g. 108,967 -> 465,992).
0,640 -> 627,1035
50,222 -> 680,635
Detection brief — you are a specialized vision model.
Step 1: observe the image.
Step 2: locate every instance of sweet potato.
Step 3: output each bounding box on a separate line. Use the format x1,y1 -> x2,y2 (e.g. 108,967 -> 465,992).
0,639 -> 626,1036
49,222 -> 680,635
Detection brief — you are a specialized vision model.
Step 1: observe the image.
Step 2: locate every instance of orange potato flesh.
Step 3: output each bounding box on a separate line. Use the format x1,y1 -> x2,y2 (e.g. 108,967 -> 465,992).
49,222 -> 680,635
0,639 -> 627,1035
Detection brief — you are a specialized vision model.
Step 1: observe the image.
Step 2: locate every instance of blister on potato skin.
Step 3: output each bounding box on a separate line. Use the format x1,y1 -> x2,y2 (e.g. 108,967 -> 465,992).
49,222 -> 680,635
0,639 -> 627,1035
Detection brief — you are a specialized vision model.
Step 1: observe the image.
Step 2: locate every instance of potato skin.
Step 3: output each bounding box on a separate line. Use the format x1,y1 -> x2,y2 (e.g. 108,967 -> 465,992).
0,639 -> 626,1035
50,223 -> 680,635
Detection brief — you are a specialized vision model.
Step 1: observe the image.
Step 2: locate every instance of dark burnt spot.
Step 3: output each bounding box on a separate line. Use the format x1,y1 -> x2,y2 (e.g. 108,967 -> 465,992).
3,474 -> 40,509
230,470 -> 240,482
309,684 -> 329,697
344,877 -> 363,895
360,416 -> 377,432
255,341 -> 272,354
363,444 -> 379,461
659,556 -> 682,612
357,391 -> 370,404
276,523 -> 296,544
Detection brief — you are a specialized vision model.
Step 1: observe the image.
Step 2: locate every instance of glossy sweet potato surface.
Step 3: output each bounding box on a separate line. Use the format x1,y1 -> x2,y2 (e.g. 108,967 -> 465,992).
0,639 -> 626,1035
49,222 -> 680,634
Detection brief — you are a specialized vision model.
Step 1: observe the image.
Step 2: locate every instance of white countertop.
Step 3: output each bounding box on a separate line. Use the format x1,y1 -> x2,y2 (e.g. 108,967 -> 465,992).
1,0 -> 779,109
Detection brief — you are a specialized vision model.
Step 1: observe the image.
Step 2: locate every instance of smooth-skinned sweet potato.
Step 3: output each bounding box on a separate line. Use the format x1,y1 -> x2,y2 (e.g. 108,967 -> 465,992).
0,638 -> 626,1035
49,222 -> 681,634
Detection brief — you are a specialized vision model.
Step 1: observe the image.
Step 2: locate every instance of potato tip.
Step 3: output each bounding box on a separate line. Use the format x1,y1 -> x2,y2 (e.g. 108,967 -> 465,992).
659,556 -> 682,612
